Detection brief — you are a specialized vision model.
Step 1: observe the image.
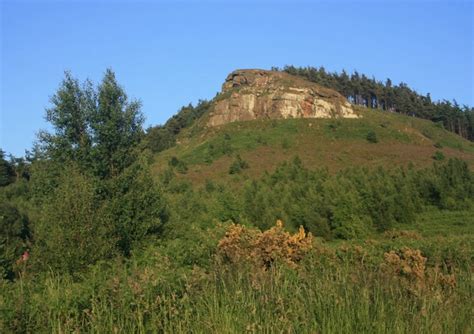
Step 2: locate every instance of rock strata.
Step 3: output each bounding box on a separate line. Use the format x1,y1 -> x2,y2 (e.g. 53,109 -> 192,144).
208,69 -> 358,126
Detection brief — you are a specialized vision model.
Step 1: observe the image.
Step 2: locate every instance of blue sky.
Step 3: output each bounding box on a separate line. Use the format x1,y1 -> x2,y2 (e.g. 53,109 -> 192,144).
1,0 -> 473,156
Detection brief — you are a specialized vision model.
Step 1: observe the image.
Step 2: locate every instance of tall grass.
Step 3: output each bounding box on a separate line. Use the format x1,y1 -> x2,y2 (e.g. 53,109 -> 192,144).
1,237 -> 472,333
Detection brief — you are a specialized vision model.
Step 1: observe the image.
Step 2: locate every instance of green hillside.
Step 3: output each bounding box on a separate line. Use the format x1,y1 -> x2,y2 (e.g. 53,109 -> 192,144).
152,106 -> 474,184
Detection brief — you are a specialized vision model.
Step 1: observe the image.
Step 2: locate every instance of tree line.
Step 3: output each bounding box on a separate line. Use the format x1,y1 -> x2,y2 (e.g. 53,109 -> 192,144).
145,100 -> 211,153
275,65 -> 474,141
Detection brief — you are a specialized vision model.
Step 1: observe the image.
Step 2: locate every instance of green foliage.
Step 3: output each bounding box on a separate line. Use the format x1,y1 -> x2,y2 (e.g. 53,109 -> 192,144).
417,158 -> 473,210
240,159 -> 472,239
39,69 -> 144,179
145,100 -> 211,153
104,157 -> 168,256
91,69 -> 144,178
229,155 -> 249,174
0,149 -> 15,187
31,165 -> 116,274
1,232 -> 472,333
433,150 -> 445,161
366,130 -> 378,143
281,65 -> 474,141
168,156 -> 188,174
0,202 -> 29,279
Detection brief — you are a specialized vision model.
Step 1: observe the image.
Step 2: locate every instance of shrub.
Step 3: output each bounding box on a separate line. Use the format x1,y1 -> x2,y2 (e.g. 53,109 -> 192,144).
366,130 -> 378,143
432,150 -> 445,161
0,202 -> 29,279
229,155 -> 249,174
381,247 -> 456,295
169,157 -> 188,174
217,220 -> 313,268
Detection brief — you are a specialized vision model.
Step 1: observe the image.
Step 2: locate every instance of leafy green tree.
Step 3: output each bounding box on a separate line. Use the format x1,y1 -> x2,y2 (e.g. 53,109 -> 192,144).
39,69 -> 144,179
90,69 -> 144,179
40,72 -> 94,167
104,156 -> 168,256
31,165 -> 116,274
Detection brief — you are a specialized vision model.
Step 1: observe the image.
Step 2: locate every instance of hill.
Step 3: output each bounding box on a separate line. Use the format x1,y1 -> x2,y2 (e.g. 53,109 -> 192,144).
150,70 -> 474,185
2,68 -> 473,333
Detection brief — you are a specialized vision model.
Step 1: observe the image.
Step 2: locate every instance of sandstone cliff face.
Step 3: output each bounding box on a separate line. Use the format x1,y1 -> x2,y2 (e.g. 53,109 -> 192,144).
207,69 -> 358,127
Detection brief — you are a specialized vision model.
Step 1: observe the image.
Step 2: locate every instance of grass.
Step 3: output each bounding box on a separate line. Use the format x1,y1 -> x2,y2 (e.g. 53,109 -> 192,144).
401,209 -> 474,237
2,208 -> 473,333
2,248 -> 471,333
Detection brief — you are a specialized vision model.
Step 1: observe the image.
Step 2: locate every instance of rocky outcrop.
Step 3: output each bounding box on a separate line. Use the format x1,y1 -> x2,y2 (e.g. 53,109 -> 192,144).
207,69 -> 358,127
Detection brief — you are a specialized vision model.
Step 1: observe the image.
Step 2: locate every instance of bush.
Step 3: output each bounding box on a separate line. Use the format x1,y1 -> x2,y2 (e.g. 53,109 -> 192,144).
168,156 -> 188,174
0,202 -> 29,279
217,220 -> 313,268
366,130 -> 378,143
229,155 -> 249,174
432,150 -> 445,161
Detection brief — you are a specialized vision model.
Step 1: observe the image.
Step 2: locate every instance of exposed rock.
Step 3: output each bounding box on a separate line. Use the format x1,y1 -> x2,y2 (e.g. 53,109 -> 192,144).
207,69 -> 358,127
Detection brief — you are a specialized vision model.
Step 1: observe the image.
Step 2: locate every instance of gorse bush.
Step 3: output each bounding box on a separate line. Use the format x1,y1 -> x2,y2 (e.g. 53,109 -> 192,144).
217,220 -> 313,268
382,247 -> 457,296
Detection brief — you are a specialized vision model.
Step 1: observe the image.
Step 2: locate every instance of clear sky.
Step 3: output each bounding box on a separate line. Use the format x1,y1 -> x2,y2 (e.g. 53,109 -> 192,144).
1,0 -> 473,156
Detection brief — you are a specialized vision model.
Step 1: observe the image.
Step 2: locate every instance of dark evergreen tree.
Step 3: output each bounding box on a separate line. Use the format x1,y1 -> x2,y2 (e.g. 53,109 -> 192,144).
0,150 -> 14,187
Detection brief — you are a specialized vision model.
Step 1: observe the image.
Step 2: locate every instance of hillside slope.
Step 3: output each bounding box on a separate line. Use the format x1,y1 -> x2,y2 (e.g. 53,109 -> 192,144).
152,106 -> 474,184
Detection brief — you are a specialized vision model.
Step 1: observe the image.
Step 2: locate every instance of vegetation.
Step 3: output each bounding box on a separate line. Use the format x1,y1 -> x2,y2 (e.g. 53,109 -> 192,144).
0,68 -> 473,332
229,154 -> 249,174
145,100 -> 211,153
366,130 -> 378,143
278,65 -> 474,141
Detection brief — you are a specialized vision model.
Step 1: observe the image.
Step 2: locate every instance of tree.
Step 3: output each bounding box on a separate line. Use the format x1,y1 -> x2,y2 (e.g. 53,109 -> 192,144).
31,165 -> 116,274
104,156 -> 168,256
0,149 -> 14,187
280,66 -> 474,141
41,72 -> 94,167
90,69 -> 144,178
31,69 -> 166,264
39,69 -> 144,179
